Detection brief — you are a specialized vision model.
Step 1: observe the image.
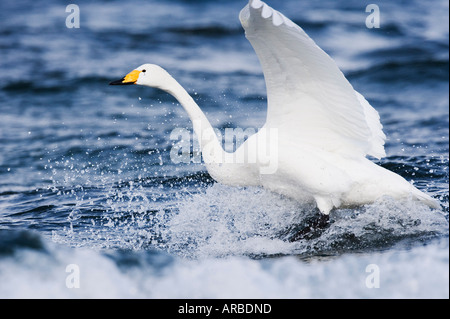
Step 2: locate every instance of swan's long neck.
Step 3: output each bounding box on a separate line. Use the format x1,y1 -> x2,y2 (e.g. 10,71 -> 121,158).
151,70 -> 261,186
159,73 -> 225,165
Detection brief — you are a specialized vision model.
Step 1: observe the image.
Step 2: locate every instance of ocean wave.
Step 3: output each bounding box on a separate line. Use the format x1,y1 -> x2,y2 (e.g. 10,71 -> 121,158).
348,59 -> 449,84
0,229 -> 448,298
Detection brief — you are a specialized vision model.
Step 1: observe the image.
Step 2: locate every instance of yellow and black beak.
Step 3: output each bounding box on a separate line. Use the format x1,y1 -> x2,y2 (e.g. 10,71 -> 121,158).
109,70 -> 141,85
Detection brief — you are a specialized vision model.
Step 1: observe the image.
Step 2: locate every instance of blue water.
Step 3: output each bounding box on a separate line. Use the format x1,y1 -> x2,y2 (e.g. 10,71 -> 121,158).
0,0 -> 448,298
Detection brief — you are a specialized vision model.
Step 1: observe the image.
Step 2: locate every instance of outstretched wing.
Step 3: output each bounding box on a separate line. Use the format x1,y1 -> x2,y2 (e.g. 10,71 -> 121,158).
239,0 -> 386,159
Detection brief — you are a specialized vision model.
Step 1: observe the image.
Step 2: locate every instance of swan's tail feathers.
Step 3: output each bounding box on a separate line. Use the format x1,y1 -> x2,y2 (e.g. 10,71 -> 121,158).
412,188 -> 441,210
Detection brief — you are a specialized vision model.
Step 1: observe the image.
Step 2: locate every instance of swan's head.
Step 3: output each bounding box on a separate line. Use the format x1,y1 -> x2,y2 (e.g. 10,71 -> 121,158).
109,64 -> 170,89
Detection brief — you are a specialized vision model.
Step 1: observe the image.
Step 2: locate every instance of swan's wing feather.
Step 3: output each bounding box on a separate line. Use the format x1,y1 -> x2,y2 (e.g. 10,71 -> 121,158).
239,0 -> 386,159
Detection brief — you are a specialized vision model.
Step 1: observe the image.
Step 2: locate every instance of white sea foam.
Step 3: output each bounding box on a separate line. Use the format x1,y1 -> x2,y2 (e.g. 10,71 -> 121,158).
0,234 -> 447,298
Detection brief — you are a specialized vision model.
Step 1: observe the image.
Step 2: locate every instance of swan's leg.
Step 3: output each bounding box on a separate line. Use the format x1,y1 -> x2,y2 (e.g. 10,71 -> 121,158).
314,195 -> 335,215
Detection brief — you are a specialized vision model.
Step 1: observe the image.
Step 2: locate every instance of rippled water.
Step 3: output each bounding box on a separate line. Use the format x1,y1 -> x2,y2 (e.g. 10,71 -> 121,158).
0,0 -> 448,298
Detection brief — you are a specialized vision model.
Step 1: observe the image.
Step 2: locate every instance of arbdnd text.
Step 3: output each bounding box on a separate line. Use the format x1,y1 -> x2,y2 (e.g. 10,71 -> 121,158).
222,304 -> 271,314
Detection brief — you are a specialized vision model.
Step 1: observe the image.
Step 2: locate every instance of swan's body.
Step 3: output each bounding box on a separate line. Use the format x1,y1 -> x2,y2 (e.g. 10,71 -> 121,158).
110,0 -> 439,214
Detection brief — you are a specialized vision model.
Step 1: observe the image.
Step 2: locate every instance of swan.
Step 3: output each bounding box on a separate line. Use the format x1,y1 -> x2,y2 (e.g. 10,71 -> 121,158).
109,0 -> 439,214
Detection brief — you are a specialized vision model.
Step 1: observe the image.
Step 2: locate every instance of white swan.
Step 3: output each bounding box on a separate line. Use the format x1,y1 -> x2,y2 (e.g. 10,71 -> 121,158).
110,0 -> 439,214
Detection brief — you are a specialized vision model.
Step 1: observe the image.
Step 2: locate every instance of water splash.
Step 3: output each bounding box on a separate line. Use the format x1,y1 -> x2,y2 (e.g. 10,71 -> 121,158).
158,184 -> 448,258
51,180 -> 448,259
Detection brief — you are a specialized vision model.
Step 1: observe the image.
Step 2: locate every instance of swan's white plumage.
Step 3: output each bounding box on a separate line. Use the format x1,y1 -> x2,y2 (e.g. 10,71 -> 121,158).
111,0 -> 440,214
240,0 -> 386,159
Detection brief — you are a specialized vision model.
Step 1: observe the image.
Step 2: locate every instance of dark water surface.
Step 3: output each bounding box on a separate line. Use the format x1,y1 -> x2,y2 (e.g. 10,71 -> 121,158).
0,0 -> 448,298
